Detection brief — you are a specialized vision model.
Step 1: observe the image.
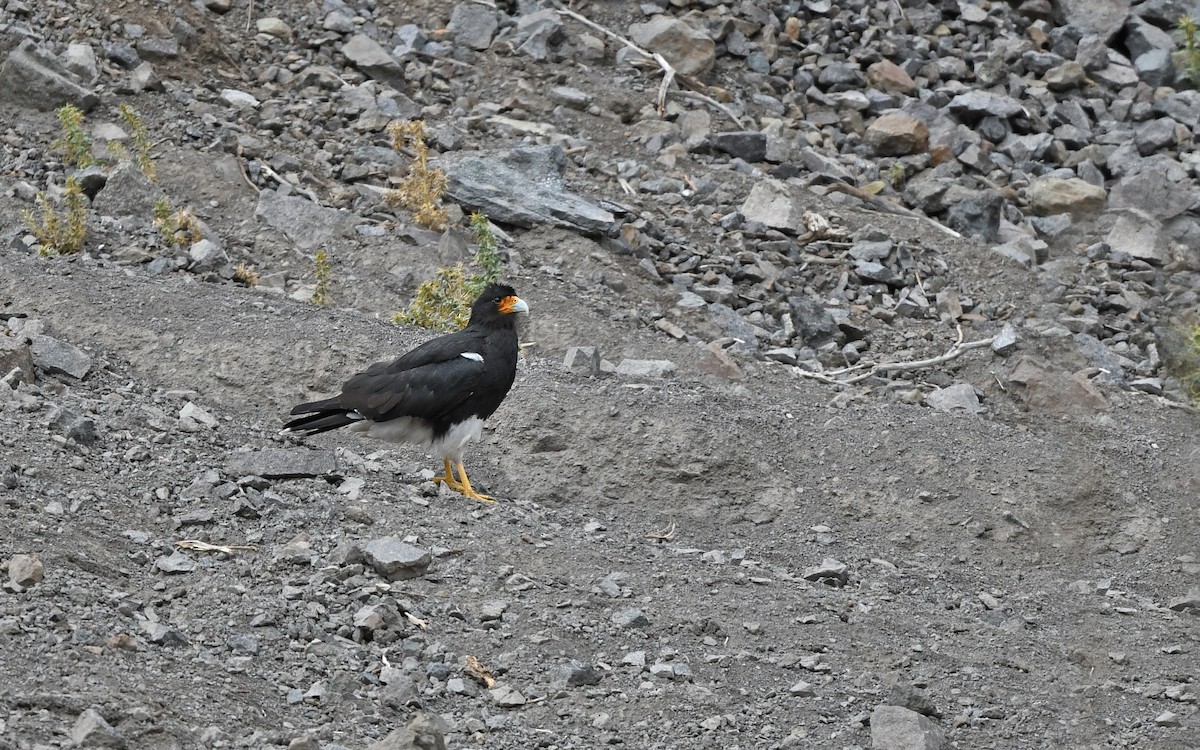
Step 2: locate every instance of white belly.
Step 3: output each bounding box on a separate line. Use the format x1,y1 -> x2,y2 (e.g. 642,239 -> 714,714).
349,415 -> 484,462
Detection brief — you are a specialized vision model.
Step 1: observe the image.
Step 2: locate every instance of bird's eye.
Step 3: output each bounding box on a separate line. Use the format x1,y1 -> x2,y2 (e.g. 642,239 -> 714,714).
493,296 -> 503,304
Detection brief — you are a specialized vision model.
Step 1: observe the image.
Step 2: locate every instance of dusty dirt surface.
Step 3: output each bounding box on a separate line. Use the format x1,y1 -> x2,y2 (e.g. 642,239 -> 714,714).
2,0 -> 1200,749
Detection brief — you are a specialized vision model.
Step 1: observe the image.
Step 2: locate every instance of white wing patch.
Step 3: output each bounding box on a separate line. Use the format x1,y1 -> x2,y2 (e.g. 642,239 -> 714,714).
347,411 -> 365,420
460,352 -> 484,363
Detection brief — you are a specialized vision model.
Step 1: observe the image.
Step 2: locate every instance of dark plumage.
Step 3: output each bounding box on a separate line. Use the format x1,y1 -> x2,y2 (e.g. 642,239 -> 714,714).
284,284 -> 528,501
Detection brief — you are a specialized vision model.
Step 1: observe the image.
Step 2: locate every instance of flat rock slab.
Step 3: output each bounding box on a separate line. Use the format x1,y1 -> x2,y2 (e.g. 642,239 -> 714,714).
443,145 -> 617,237
361,537 -> 431,581
30,335 -> 91,379
254,189 -> 357,250
871,705 -> 946,750
226,448 -> 339,479
0,40 -> 98,111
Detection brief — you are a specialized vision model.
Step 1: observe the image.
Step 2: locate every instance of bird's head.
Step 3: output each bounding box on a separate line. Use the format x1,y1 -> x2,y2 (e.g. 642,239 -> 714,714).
471,283 -> 528,326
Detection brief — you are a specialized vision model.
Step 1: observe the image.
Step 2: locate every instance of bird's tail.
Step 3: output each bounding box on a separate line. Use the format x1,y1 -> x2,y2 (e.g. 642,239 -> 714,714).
281,397 -> 359,435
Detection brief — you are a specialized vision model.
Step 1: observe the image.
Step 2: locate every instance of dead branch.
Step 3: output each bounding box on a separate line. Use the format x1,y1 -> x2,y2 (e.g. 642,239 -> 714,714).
794,328 -> 996,387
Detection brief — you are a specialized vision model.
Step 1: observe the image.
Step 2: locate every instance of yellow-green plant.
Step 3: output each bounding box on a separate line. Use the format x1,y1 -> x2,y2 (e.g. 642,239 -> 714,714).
153,198 -> 203,247
1162,323 -> 1200,405
22,177 -> 88,255
118,103 -> 156,181
1178,16 -> 1200,86
312,249 -> 332,305
385,120 -> 449,230
395,263 -> 473,330
886,161 -> 906,189
54,104 -> 94,168
395,213 -> 506,330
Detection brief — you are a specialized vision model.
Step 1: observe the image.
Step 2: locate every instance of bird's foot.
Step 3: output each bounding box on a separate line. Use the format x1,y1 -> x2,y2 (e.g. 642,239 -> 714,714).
453,460 -> 495,503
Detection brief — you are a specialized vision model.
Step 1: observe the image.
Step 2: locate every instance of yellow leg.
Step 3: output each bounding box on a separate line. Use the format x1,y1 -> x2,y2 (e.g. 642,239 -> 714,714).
433,458 -> 466,493
453,461 -> 494,503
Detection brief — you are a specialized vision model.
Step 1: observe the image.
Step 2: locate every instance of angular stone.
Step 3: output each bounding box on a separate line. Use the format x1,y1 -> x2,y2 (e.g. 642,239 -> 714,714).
1043,61 -> 1086,90
944,189 -> 1003,243
91,160 -> 167,220
489,685 -> 527,707
0,40 -> 98,112
448,3 -> 498,50
1167,587 -> 1200,612
1106,211 -> 1168,265
1108,162 -> 1198,221
155,550 -> 196,574
69,709 -> 124,748
740,179 -> 806,232
550,660 -> 603,688
870,705 -> 946,750
709,131 -> 768,162
256,17 -> 291,38
789,296 -> 841,347
926,383 -> 983,413
361,537 -> 431,581
991,324 -> 1018,356
0,336 -> 35,384
866,113 -> 929,156
226,448 -> 338,479
30,335 -> 91,379
187,238 -> 228,274
1057,0 -> 1130,42
342,33 -> 404,89
948,90 -> 1024,120
628,16 -> 715,76
49,406 -> 97,444
563,346 -> 601,376
802,557 -> 849,586
1007,356 -> 1108,413
444,145 -> 616,236
866,59 -> 916,94
7,553 -> 44,587
1026,177 -> 1106,216
140,620 -> 188,646
856,261 -> 903,287
64,43 -> 98,83
218,88 -> 258,109
611,607 -> 649,628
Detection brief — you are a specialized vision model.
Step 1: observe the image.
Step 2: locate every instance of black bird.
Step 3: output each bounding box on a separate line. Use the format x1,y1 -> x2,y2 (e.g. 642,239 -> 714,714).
283,284 -> 528,502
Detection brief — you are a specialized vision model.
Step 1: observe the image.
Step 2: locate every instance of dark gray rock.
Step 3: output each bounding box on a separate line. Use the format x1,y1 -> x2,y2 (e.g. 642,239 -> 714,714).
944,189 -> 1003,243
708,131 -> 768,162
444,145 -> 617,236
0,40 -> 98,112
947,90 -> 1024,121
69,709 -> 125,748
550,660 -> 603,688
789,295 -> 841,347
342,34 -> 404,89
447,3 -> 498,50
91,161 -> 166,220
855,261 -> 903,287
49,406 -> 97,444
362,537 -> 431,581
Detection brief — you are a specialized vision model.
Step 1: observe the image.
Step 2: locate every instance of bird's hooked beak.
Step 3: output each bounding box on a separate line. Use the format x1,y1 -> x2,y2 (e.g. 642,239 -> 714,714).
499,295 -> 529,315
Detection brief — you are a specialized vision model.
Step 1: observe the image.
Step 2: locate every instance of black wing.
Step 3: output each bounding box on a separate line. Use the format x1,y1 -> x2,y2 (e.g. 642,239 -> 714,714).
338,328 -> 489,422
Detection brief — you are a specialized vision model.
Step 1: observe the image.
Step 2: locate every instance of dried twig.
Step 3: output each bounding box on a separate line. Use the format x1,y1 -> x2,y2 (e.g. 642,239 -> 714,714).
234,145 -> 260,194
465,656 -> 497,688
175,540 -> 258,554
405,612 -> 428,631
645,520 -> 677,541
552,3 -> 744,127
795,327 -> 996,387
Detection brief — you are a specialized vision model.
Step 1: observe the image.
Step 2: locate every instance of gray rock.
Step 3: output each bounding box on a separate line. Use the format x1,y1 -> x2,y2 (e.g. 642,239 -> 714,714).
91,160 -> 166,221
1167,587 -> 1200,612
789,295 -> 841,347
255,189 -> 356,249
226,448 -> 338,479
947,90 -> 1024,120
856,261 -> 903,287
944,189 -> 1003,243
888,682 -> 941,718
255,17 -> 291,38
444,145 -> 616,236
64,43 -> 98,83
448,3 -> 498,50
105,43 -> 140,69
550,659 -> 603,688
1126,19 -> 1176,59
628,16 -> 715,76
802,557 -> 849,587
49,406 -> 97,444
155,550 -> 197,574
0,40 -> 98,112
136,37 -> 179,61
69,709 -> 124,748
740,179 -> 807,233
30,335 -> 91,379
187,239 -> 228,274
1133,49 -> 1175,88
865,113 -> 929,156
490,685 -> 527,707
0,336 -> 35,384
926,383 -> 983,413
342,33 -> 404,89
611,607 -> 649,628
1106,210 -> 1168,265
392,24 -> 428,58
140,620 -> 188,646
709,131 -> 768,162
7,553 -> 44,587
563,346 -> 601,376
218,88 -> 259,109
323,11 -> 356,33
362,537 -> 431,581
991,324 -> 1018,356
1058,0 -> 1129,42
615,359 -> 677,378
871,705 -> 945,749
1109,162 -> 1198,221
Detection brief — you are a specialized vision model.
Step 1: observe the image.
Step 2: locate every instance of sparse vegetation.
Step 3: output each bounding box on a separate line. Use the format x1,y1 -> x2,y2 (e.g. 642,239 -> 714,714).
384,120 -> 449,230
22,177 -> 88,256
886,161 -> 906,189
118,104 -> 157,181
233,262 -> 260,288
1177,16 -> 1200,87
1162,323 -> 1200,405
153,197 -> 203,247
53,104 -> 95,169
395,213 -> 506,330
312,249 -> 332,305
